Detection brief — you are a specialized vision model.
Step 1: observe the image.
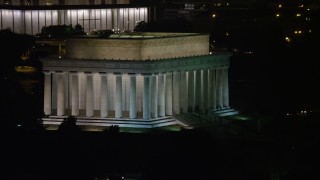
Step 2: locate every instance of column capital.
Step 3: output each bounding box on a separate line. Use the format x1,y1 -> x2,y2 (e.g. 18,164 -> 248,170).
114,72 -> 122,76
84,71 -> 92,74
128,73 -> 137,76
55,70 -> 64,74
99,72 -> 107,75
69,71 -> 78,74
141,73 -> 152,76
157,72 -> 166,75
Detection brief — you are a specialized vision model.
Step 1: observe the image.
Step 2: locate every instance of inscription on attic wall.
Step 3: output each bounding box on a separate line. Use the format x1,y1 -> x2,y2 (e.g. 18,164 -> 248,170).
66,34 -> 209,60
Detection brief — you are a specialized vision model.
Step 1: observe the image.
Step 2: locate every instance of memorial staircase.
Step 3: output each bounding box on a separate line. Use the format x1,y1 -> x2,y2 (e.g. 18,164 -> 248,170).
211,108 -> 239,117
43,116 -> 184,128
42,108 -> 238,129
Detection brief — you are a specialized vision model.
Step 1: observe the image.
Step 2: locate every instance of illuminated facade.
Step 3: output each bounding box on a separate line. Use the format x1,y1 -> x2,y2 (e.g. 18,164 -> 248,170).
0,0 -> 150,34
42,32 -> 232,128
0,1 -> 130,5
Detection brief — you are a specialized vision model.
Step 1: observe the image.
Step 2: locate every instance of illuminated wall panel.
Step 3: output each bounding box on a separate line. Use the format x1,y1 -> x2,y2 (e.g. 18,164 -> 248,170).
70,10 -> 78,26
2,10 -> 13,30
24,10 -> 32,34
46,10 -> 52,26
0,7 -> 148,34
52,10 -> 58,25
100,9 -> 106,30
13,10 -> 23,33
89,9 -> 96,31
95,9 -> 100,30
128,8 -> 134,30
39,10 -> 46,33
106,9 -> 112,29
31,10 -> 38,34
83,9 -> 89,33
118,8 -> 123,30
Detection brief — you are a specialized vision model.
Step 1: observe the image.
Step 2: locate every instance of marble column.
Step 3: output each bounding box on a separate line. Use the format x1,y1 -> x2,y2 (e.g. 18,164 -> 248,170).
151,74 -> 158,118
143,74 -> 150,120
129,73 -> 137,119
158,73 -> 165,117
57,71 -> 65,116
195,69 -> 201,112
43,71 -> 52,115
165,72 -> 173,115
180,70 -> 188,113
100,72 -> 108,118
202,69 -> 209,112
223,67 -> 229,107
173,71 -> 180,114
115,73 -> 122,118
71,71 -> 79,116
216,68 -> 223,108
188,70 -> 195,112
213,69 -> 217,109
209,68 -> 217,109
86,72 -> 94,117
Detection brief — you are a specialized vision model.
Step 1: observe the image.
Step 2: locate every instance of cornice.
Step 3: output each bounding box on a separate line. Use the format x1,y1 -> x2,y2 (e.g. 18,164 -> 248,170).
42,54 -> 231,73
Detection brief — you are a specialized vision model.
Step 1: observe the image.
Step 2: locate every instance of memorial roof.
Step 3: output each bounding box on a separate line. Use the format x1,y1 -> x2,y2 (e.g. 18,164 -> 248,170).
76,32 -> 208,40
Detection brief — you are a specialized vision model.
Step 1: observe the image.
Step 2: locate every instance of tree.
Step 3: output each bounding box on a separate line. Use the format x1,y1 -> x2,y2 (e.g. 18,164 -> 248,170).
38,24 -> 86,39
73,24 -> 85,36
0,29 -> 35,76
0,29 -> 37,130
103,125 -> 120,134
58,115 -> 80,132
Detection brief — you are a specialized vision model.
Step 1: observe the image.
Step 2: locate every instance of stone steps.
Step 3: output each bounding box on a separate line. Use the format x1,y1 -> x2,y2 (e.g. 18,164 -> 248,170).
211,108 -> 239,117
172,113 -> 210,127
42,116 -> 181,128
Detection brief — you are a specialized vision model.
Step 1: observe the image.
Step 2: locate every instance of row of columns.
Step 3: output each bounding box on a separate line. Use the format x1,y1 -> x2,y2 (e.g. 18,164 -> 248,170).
44,68 -> 229,120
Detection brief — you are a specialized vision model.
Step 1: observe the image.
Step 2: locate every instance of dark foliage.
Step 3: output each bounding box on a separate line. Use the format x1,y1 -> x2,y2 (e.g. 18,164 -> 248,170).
58,115 -> 80,132
103,125 -> 120,134
38,24 -> 85,39
91,29 -> 114,37
0,29 -> 42,131
0,29 -> 35,77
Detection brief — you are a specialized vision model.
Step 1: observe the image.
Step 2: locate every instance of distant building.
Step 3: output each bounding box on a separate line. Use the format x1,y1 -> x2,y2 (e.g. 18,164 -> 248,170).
0,0 -> 152,34
41,32 -> 233,128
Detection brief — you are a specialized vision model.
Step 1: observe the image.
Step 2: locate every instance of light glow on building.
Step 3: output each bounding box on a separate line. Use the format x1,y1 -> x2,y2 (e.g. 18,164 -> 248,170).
0,7 -> 148,35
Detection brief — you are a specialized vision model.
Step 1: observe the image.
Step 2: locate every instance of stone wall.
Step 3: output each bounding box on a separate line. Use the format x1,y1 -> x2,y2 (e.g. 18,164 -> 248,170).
65,33 -> 210,60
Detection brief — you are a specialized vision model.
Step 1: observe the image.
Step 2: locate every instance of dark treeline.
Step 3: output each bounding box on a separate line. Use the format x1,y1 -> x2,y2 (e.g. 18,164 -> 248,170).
0,29 -> 43,130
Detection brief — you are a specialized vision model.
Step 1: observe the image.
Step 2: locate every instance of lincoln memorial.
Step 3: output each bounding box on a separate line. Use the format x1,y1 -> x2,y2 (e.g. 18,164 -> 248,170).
41,32 -> 233,128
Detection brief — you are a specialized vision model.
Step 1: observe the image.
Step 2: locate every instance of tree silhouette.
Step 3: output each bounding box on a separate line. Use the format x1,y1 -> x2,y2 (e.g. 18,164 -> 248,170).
38,24 -> 86,39
58,115 -> 80,133
103,125 -> 120,134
